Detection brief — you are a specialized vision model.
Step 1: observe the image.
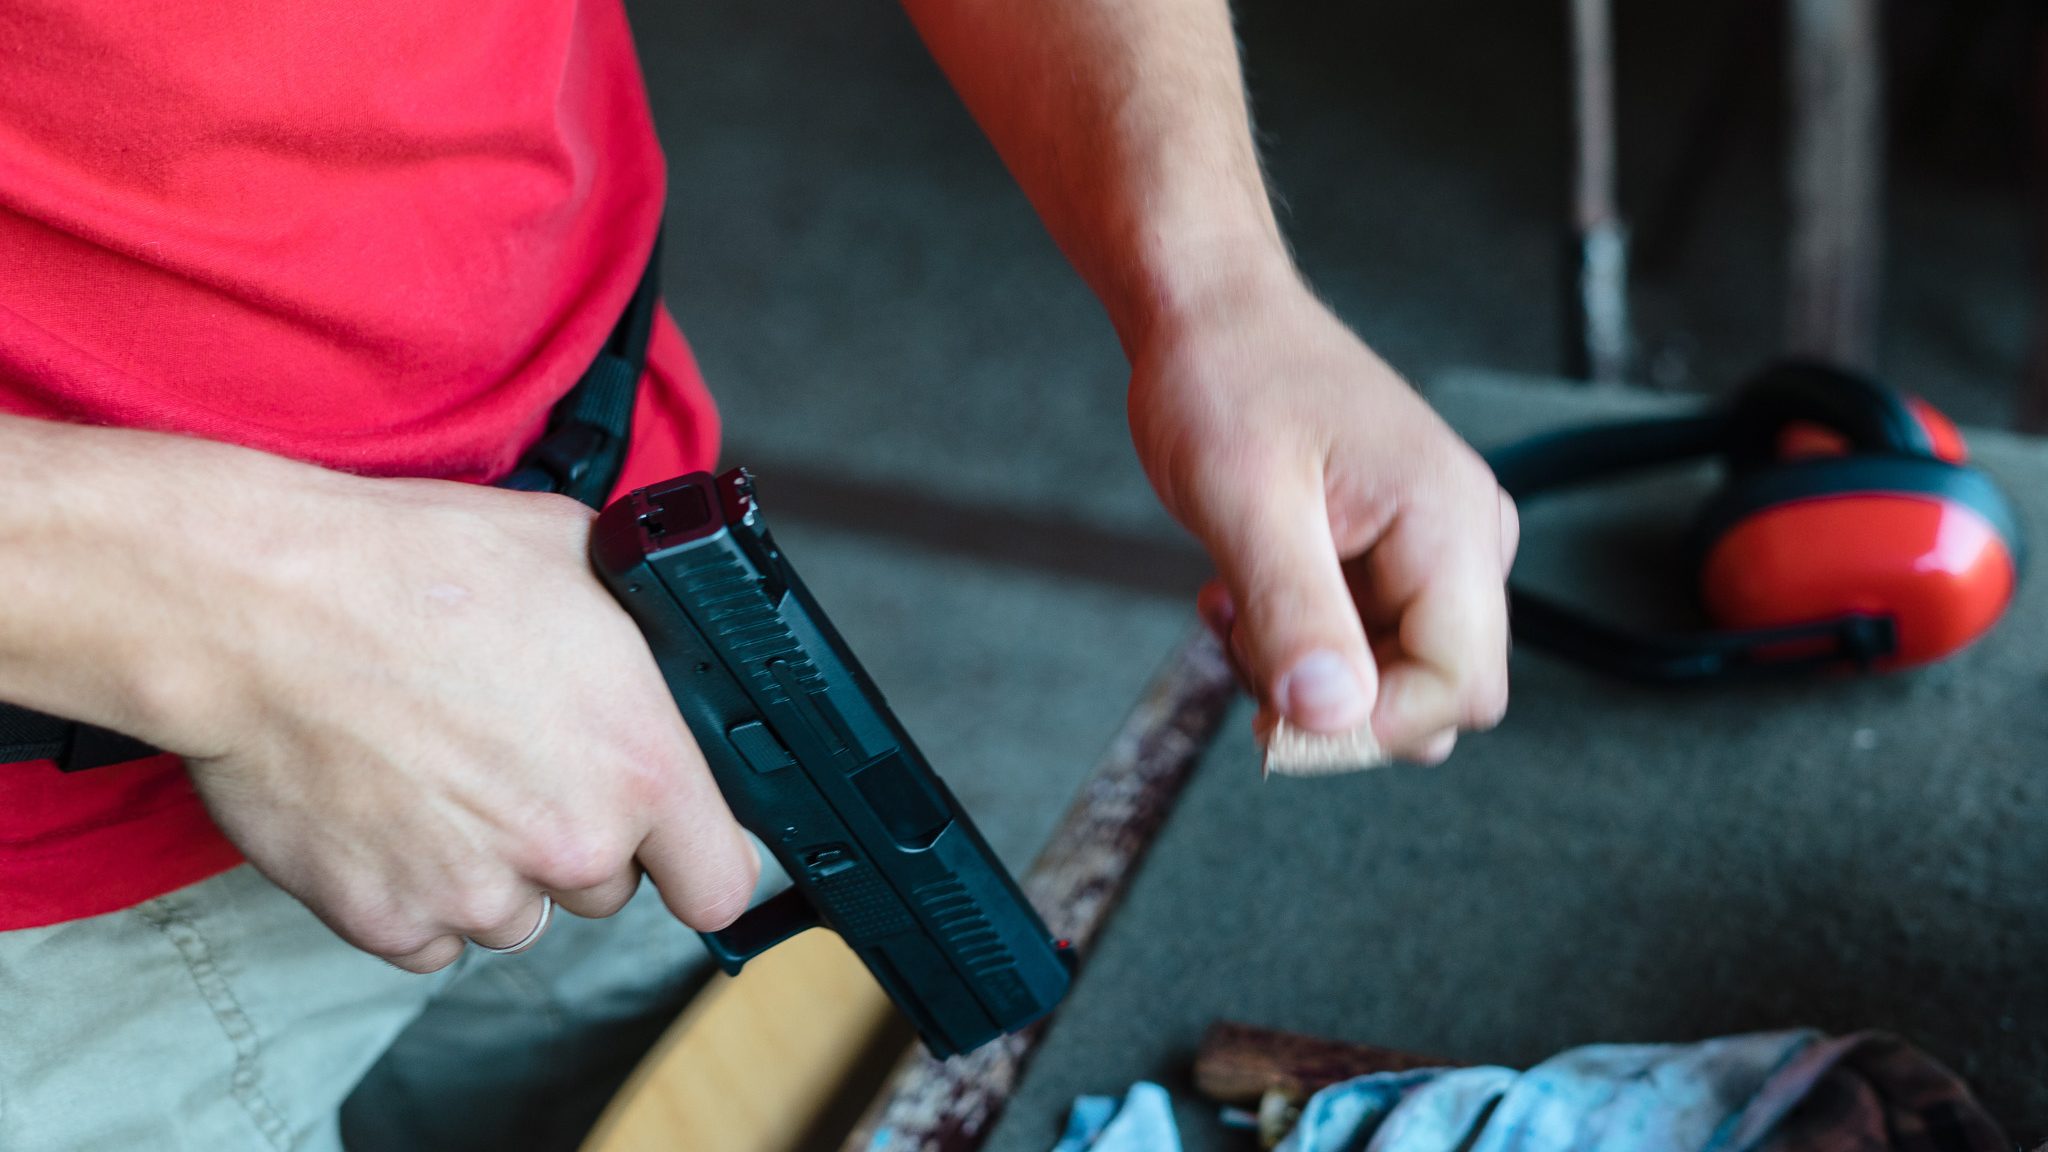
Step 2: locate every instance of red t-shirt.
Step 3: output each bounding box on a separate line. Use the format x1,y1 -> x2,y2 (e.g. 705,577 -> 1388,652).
0,0 -> 718,929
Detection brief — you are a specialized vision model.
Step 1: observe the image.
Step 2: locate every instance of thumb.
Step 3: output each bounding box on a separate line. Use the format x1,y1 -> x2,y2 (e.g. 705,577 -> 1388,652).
1198,470 -> 1377,734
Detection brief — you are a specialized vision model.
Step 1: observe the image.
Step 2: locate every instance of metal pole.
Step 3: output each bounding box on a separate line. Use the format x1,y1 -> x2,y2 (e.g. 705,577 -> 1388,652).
1786,0 -> 1884,370
1566,0 -> 1631,384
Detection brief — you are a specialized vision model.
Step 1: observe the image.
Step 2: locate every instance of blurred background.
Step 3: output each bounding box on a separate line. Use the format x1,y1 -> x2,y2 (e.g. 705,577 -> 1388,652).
620,0 -> 2042,859
615,4 -> 2048,1139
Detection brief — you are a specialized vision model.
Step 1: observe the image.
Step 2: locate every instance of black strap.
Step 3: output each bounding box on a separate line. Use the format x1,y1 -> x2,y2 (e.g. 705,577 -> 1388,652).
498,229 -> 661,507
1721,358 -> 1934,466
8,229 -> 663,772
1506,587 -> 1896,683
1487,412 -> 1728,499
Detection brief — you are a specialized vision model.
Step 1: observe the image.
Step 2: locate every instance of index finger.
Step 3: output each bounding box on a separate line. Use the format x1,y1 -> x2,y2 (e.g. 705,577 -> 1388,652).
633,748 -> 761,933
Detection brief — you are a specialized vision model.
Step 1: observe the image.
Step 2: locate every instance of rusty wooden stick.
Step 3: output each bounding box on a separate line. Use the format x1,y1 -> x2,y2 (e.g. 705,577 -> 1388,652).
839,628 -> 1239,1152
1193,1022 -> 1457,1107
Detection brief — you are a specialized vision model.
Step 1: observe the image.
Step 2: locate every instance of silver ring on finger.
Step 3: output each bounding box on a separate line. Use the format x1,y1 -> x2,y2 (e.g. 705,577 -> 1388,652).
466,894 -> 554,956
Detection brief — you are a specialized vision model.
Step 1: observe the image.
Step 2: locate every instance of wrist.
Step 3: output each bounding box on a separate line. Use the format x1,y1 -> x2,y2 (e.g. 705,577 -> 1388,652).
1114,230 -> 1302,356
1112,236 -> 1306,361
140,449 -> 354,753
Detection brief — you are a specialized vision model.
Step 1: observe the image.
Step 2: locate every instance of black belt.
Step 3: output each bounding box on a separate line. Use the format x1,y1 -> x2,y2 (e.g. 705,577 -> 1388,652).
4,230 -> 663,772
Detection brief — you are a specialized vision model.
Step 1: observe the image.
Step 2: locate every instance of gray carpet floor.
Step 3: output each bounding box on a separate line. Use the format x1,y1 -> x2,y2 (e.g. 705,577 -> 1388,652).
984,376 -> 2048,1150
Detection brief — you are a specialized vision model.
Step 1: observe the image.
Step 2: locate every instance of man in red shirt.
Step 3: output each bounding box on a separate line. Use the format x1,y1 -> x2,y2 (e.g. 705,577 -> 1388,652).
0,0 -> 1516,1147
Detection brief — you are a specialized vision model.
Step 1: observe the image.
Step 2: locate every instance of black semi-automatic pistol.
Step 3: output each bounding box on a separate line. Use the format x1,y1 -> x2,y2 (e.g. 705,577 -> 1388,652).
590,468 -> 1073,1057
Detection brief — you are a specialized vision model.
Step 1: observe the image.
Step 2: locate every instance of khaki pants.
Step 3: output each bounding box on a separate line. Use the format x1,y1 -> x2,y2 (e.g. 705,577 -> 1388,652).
0,865 -> 716,1151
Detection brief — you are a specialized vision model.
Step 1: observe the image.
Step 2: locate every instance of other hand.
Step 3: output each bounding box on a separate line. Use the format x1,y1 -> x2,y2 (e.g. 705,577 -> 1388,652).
1127,268 -> 1518,763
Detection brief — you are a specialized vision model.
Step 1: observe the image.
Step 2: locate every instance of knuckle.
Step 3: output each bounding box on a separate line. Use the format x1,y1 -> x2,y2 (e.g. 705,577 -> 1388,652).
352,919 -> 437,962
1452,439 -> 1496,482
507,792 -> 635,889
1467,680 -> 1510,731
580,882 -> 637,920
616,749 -> 681,810
440,876 -> 524,935
389,938 -> 463,975
324,891 -> 429,958
530,826 -> 623,893
1448,450 -> 1505,512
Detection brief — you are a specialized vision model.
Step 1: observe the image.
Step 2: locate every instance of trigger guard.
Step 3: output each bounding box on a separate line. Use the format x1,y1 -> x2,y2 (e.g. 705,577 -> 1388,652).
699,887 -> 824,975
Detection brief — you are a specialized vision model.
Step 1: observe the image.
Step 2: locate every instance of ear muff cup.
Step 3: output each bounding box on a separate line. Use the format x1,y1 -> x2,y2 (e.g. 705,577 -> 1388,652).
1489,359 -> 2022,681
1723,360 -> 1936,469
1690,456 -> 2024,668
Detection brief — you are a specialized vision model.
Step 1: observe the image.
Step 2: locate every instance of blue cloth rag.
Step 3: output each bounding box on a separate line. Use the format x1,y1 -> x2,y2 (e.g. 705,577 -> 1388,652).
1051,1081 -> 1180,1152
1280,1030 -> 1814,1152
1050,1029 -> 2006,1152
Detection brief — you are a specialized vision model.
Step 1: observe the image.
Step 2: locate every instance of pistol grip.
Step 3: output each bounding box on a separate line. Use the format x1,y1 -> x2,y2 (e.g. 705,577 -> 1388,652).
699,888 -> 824,976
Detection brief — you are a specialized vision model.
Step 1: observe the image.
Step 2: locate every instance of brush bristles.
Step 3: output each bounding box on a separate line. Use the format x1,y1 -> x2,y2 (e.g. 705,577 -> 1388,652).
1261,719 -> 1388,778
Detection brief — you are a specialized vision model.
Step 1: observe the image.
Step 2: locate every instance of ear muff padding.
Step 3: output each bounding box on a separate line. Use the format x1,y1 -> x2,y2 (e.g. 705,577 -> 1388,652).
1724,360 -> 1935,468
1690,456 -> 2024,667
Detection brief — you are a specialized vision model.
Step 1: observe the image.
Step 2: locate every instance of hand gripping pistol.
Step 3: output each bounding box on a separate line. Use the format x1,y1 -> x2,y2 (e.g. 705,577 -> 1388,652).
590,468 -> 1074,1057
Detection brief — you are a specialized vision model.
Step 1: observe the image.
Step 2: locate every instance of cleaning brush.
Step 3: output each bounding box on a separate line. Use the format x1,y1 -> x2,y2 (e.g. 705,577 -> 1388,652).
1260,718 -> 1388,778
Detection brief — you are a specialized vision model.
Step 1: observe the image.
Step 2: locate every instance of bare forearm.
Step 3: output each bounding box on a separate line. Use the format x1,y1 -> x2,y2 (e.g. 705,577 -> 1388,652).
0,415 -> 316,743
0,412 -> 758,964
901,0 -> 1291,354
907,0 -> 1513,759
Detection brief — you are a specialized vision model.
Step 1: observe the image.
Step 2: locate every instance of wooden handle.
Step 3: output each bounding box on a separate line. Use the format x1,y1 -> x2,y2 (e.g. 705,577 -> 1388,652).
1193,1022 -> 1458,1106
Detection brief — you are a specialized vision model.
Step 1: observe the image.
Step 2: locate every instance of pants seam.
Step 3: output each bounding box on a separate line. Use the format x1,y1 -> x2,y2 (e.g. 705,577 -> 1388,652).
133,892 -> 296,1152
492,953 -> 569,1060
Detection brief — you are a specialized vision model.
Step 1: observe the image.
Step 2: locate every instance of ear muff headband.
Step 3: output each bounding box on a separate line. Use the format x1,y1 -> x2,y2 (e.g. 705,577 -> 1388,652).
1503,585 -> 1895,682
1487,362 -> 1943,503
1723,359 -> 1934,465
1488,413 -> 1727,498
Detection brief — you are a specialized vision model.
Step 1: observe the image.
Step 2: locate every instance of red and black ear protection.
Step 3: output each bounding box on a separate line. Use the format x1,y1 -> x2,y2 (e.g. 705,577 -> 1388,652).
1487,360 -> 2024,682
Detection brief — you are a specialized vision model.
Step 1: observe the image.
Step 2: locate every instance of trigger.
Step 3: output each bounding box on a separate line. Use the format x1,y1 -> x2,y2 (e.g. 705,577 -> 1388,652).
699,888 -> 823,976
